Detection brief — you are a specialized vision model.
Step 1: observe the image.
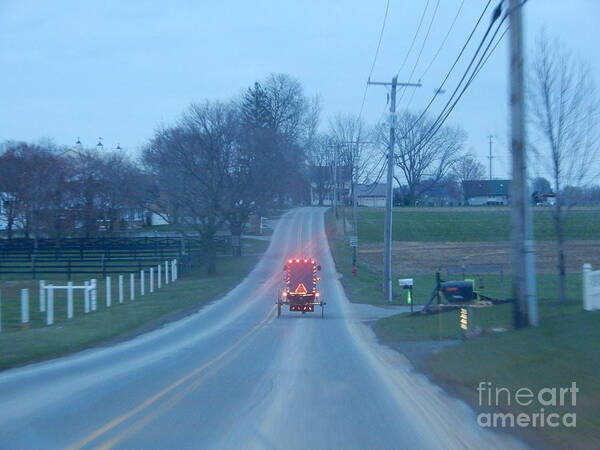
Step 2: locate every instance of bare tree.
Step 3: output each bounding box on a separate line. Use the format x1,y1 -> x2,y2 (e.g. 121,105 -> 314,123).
529,33 -> 600,302
144,101 -> 239,274
376,112 -> 466,205
451,152 -> 486,203
328,113 -> 370,205
306,135 -> 334,206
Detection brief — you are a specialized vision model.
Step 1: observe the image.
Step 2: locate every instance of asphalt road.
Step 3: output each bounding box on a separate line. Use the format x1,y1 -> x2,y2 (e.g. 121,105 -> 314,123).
0,208 -> 525,449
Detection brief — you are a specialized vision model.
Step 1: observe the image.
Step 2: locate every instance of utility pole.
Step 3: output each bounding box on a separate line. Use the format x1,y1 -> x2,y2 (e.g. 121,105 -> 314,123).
334,139 -> 375,267
488,135 -> 494,180
333,142 -> 338,219
509,0 -> 538,327
368,77 -> 421,303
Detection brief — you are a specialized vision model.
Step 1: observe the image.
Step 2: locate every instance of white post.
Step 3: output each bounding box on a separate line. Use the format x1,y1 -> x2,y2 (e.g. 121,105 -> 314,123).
150,267 -> 154,293
106,276 -> 112,307
174,259 -> 178,281
67,281 -> 74,319
583,264 -> 592,311
171,260 -> 176,282
21,288 -> 30,324
130,273 -> 135,300
165,261 -> 169,285
84,281 -> 90,313
91,279 -> 97,311
158,265 -> 162,289
141,270 -> 145,296
39,280 -> 46,312
118,275 -> 124,303
46,286 -> 54,325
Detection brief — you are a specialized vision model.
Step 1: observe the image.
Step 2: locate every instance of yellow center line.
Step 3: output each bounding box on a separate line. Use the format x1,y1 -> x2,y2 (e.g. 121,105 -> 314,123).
67,305 -> 276,450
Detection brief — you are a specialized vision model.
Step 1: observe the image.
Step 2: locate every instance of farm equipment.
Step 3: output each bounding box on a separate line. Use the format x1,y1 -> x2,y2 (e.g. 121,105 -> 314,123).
421,272 -> 511,314
277,257 -> 326,318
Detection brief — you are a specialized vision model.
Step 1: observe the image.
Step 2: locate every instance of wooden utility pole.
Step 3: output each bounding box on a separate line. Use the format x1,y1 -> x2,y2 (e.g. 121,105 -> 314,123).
333,142 -> 339,219
509,0 -> 538,327
488,135 -> 494,180
368,77 -> 421,303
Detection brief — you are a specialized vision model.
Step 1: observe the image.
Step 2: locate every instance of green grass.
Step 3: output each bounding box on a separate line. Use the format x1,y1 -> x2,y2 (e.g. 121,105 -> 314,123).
326,211 -> 407,305
327,208 -> 599,448
373,273 -> 583,341
0,255 -> 259,370
358,207 -> 600,242
429,312 -> 600,449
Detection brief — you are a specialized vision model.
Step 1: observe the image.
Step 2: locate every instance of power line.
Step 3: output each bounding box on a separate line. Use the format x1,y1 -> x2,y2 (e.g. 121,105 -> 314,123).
392,0 -> 493,140
419,0 -> 466,82
412,4 -> 507,153
358,0 -> 391,123
395,0 -> 431,77
397,0 -> 441,106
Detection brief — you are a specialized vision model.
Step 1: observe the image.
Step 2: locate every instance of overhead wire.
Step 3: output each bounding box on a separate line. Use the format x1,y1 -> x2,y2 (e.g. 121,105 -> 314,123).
357,0 -> 391,124
411,3 -> 508,153
397,0 -> 441,106
394,0 -> 494,143
395,0 -> 431,77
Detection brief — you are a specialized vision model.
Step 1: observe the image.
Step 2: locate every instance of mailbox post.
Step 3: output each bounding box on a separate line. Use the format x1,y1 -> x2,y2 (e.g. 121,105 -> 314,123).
398,278 -> 414,313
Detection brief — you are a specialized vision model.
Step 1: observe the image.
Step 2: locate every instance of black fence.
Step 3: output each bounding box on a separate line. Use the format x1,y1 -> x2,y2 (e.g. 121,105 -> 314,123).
0,236 -> 231,279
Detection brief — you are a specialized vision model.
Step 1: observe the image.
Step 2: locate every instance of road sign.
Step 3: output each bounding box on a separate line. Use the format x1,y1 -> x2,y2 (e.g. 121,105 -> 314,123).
349,235 -> 358,247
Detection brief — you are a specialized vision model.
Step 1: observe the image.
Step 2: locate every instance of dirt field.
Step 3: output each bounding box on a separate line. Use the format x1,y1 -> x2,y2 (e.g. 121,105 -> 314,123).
359,241 -> 600,274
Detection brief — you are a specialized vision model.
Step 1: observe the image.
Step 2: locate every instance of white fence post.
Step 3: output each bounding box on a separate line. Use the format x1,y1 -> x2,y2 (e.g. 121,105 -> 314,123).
84,281 -> 90,313
141,270 -> 145,296
150,267 -> 154,293
67,281 -> 74,319
165,261 -> 169,285
21,288 -> 30,325
106,276 -> 112,307
583,263 -> 600,311
39,280 -> 46,312
46,286 -> 54,325
171,259 -> 176,282
174,259 -> 178,280
118,275 -> 124,303
158,265 -> 162,289
130,273 -> 135,300
91,279 -> 97,311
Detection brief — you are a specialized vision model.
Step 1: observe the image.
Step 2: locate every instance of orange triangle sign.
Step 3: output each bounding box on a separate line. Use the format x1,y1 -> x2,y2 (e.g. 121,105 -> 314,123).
294,283 -> 308,294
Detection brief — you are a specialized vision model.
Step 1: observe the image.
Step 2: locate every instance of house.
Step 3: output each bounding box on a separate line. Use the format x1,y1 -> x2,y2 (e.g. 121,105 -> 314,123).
463,180 -> 511,206
532,191 -> 556,206
309,165 -> 352,206
356,183 -> 387,207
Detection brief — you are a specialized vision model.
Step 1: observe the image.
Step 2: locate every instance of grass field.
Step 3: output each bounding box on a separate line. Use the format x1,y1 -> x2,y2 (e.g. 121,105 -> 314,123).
358,207 -> 600,242
0,255 -> 260,370
327,209 -> 600,448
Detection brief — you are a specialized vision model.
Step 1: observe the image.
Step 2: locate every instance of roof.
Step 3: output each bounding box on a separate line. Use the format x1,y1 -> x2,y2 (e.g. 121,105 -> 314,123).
463,179 -> 511,198
356,183 -> 387,197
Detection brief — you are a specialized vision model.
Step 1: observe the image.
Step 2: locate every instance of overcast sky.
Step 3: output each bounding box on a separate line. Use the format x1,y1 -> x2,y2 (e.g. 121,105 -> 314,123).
1,0 -> 599,178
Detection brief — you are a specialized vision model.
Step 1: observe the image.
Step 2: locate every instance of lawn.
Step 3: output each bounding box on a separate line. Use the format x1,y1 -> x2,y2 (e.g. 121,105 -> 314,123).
0,255 -> 260,370
358,207 -> 600,242
429,312 -> 600,449
327,209 -> 600,448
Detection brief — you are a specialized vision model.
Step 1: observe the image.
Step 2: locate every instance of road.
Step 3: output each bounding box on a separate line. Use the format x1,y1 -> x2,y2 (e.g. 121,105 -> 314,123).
0,208 -> 524,449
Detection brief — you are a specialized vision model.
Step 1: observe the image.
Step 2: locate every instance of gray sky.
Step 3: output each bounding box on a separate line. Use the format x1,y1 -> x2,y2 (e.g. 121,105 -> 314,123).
1,0 -> 599,178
